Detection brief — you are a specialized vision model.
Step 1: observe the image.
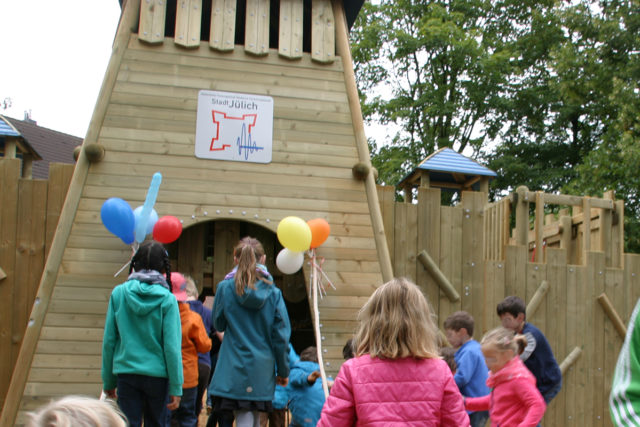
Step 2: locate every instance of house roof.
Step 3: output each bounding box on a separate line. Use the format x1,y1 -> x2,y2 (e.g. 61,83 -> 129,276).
2,116 -> 82,179
398,147 -> 497,191
0,115 -> 42,161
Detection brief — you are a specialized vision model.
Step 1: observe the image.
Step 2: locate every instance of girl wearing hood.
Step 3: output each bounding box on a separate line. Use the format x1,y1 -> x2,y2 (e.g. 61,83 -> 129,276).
101,241 -> 183,427
208,237 -> 291,427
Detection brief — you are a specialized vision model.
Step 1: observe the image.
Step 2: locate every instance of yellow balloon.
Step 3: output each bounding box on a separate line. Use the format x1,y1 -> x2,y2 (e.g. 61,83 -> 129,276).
277,216 -> 312,252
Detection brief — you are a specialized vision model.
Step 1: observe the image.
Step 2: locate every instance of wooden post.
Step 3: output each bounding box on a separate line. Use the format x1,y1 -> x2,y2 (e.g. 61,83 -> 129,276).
0,2 -> 141,424
417,249 -> 460,302
515,186 -> 529,246
597,292 -> 627,339
560,346 -> 582,375
559,215 -> 572,264
332,0 -> 393,282
583,197 -> 591,262
534,191 -> 544,263
526,280 -> 549,319
4,137 -> 17,159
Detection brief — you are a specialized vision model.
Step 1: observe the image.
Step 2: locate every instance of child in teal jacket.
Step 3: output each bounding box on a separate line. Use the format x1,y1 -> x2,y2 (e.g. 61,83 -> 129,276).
288,347 -> 327,427
102,241 -> 183,427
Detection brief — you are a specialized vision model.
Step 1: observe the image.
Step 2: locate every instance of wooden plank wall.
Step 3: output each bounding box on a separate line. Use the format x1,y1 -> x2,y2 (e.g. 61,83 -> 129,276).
378,185 -> 640,426
0,160 -> 73,411
6,32 -> 383,423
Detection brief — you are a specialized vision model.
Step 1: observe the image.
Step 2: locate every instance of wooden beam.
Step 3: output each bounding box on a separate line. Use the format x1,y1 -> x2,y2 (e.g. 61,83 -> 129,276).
4,137 -> 17,159
526,280 -> 549,319
210,0 -> 236,51
332,0 -> 393,282
0,1 -> 141,425
139,0 -> 166,44
525,191 -> 614,210
597,292 -> 627,339
417,250 -> 460,302
514,186 -> 529,246
559,346 -> 582,375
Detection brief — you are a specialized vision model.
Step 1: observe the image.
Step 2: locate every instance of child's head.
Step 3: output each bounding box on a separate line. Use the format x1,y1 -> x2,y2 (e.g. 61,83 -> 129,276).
26,395 -> 126,427
129,240 -> 172,287
439,346 -> 457,374
342,338 -> 355,360
300,346 -> 318,363
185,275 -> 199,300
171,272 -> 188,302
497,296 -> 526,333
443,311 -> 474,348
480,327 -> 527,373
233,236 -> 269,295
355,277 -> 439,359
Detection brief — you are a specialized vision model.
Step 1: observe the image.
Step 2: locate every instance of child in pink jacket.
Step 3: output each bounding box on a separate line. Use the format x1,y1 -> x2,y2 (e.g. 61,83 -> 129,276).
465,327 -> 546,427
317,278 -> 469,426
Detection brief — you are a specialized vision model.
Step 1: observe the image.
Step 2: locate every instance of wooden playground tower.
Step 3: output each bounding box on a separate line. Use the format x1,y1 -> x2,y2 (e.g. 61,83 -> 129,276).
0,0 -> 638,425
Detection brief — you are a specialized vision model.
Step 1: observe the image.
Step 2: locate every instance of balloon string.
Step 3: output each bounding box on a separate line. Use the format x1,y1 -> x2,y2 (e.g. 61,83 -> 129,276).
113,243 -> 138,277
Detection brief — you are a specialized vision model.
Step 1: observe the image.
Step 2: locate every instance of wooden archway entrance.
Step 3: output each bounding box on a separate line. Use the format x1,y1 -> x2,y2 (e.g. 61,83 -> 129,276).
168,219 -> 315,353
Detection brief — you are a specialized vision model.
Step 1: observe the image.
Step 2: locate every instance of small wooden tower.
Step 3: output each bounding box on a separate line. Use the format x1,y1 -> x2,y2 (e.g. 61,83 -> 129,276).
397,147 -> 497,202
1,0 -> 393,424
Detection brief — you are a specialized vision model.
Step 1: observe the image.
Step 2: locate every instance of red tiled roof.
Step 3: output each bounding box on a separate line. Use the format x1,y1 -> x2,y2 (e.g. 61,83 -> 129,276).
4,116 -> 82,179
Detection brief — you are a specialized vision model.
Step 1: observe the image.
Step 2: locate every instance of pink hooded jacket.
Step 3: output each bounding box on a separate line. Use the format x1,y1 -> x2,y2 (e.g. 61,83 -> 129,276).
317,355 -> 469,426
465,357 -> 546,427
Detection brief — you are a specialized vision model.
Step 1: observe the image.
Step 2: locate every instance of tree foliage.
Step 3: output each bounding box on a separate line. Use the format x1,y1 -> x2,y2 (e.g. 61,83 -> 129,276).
351,0 -> 640,250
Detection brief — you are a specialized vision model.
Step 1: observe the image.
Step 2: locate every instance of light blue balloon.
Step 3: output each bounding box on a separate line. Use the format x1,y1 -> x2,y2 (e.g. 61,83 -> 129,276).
134,206 -> 159,236
100,198 -> 135,245
135,172 -> 162,243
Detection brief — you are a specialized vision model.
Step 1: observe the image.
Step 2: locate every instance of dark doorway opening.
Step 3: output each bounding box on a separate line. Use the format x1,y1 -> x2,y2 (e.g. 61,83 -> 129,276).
167,219 -> 314,354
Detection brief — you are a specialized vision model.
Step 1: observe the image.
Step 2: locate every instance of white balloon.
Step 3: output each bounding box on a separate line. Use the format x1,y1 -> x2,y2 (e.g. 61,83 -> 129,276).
276,248 -> 304,275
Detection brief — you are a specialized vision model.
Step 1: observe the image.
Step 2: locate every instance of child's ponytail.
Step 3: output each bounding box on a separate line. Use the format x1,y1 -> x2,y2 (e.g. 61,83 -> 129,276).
233,237 -> 269,295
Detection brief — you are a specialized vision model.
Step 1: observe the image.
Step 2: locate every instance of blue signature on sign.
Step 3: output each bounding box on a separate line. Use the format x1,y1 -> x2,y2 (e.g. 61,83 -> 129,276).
236,123 -> 264,160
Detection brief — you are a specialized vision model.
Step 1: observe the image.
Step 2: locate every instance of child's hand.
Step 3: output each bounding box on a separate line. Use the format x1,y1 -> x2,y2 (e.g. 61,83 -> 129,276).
167,395 -> 181,410
276,376 -> 289,386
327,379 -> 335,388
104,389 -> 117,399
308,371 -> 321,384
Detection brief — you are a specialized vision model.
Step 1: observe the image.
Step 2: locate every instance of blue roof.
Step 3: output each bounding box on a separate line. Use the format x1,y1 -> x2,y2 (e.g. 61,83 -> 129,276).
0,116 -> 21,137
416,148 -> 497,177
397,147 -> 496,190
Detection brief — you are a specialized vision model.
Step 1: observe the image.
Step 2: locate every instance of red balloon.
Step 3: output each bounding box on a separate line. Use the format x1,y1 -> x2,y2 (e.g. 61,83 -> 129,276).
153,216 -> 182,243
307,218 -> 330,249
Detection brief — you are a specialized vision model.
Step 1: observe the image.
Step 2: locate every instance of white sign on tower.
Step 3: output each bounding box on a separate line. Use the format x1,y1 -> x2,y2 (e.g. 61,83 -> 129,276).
195,90 -> 273,163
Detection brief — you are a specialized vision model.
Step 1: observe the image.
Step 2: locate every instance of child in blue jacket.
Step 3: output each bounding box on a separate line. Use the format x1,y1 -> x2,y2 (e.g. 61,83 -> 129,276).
288,347 -> 327,427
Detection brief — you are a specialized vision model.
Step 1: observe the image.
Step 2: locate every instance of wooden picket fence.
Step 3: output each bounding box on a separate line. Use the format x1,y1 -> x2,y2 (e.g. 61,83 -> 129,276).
378,185 -> 640,427
0,159 -> 74,409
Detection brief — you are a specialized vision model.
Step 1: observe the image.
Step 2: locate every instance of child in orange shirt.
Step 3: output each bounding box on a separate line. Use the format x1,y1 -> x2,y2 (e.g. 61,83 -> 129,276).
170,272 -> 212,427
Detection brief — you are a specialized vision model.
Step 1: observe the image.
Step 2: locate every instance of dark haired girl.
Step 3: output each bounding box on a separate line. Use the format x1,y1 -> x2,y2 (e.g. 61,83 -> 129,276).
102,240 -> 183,427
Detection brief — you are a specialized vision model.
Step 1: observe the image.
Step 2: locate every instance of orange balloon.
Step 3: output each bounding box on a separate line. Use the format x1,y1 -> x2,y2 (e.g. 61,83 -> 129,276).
307,218 -> 330,249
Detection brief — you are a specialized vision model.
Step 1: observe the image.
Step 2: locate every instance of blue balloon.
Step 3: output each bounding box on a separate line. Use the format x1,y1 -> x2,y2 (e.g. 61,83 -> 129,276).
134,206 -> 159,236
100,198 -> 135,245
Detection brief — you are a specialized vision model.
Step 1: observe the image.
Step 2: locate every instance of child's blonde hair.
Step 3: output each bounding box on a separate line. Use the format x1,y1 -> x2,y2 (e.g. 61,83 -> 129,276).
185,275 -> 199,299
354,277 -> 439,359
234,237 -> 271,295
26,395 -> 126,427
481,326 -> 527,354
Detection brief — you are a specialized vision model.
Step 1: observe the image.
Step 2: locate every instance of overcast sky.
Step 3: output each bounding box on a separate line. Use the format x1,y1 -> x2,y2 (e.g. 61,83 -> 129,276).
0,1 -> 122,138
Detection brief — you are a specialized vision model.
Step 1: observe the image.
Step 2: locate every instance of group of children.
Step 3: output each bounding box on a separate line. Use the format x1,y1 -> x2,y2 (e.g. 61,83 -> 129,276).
27,236 -> 565,427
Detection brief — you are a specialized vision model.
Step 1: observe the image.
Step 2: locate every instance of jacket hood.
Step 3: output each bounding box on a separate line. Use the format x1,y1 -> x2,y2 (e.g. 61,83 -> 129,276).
122,279 -> 173,315
233,278 -> 273,310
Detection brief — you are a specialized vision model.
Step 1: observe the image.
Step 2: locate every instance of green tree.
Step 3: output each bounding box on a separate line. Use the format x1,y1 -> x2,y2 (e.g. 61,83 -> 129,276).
350,0 -> 559,187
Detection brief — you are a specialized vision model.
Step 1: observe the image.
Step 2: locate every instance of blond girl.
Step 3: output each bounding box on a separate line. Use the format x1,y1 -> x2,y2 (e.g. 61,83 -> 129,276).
317,278 -> 469,426
465,327 -> 546,426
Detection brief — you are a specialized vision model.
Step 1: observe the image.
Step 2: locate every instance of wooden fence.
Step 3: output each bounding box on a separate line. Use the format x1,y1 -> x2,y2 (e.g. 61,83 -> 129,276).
0,159 -> 73,410
378,185 -> 640,426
